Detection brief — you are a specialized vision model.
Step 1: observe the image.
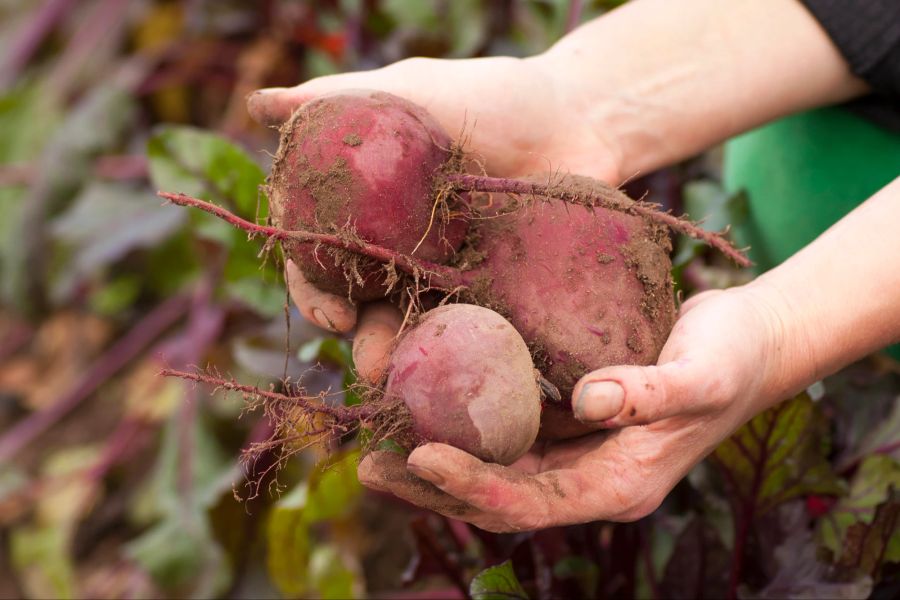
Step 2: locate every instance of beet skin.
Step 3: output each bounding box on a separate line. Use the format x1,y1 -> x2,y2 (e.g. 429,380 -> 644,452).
384,304 -> 541,465
268,90 -> 468,300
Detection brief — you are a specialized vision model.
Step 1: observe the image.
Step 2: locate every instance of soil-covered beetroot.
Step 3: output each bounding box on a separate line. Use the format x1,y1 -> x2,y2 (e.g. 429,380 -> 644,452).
384,304 -> 541,465
268,90 -> 468,300
457,176 -> 675,438
161,91 -> 747,448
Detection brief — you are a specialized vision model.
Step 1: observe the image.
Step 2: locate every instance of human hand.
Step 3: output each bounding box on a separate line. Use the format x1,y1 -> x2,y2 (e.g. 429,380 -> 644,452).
358,282 -> 806,532
250,54 -> 623,362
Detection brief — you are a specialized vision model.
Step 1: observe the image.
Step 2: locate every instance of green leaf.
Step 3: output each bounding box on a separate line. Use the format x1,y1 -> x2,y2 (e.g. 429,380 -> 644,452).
834,487 -> 900,579
305,450 -> 363,522
224,277 -> 286,318
266,451 -> 363,598
308,544 -> 362,599
741,522 -> 873,600
127,411 -> 236,595
146,125 -> 280,313
819,363 -> 900,470
447,0 -> 488,57
126,512 -> 230,594
470,560 -> 529,600
298,337 -> 354,372
266,482 -> 313,597
49,181 -> 186,299
710,394 -> 844,517
553,556 -> 599,599
9,445 -> 102,600
382,0 -> 439,29
147,125 -> 267,218
10,524 -> 75,600
5,84 -> 136,310
88,274 -> 142,316
673,181 -> 746,270
820,456 -> 900,562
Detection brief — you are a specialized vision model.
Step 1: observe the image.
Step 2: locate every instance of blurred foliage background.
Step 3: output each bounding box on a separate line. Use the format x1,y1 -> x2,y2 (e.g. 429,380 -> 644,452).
0,1 -> 898,599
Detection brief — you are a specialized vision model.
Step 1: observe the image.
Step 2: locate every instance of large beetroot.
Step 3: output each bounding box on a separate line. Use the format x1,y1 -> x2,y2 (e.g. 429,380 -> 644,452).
461,177 -> 676,438
268,90 -> 468,300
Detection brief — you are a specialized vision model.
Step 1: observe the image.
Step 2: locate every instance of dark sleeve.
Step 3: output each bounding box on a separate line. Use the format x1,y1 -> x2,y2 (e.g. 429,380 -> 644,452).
800,0 -> 900,97
800,0 -> 900,132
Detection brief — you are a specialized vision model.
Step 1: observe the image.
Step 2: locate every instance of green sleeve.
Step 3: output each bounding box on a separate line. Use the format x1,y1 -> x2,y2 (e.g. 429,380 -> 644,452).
723,106 -> 900,360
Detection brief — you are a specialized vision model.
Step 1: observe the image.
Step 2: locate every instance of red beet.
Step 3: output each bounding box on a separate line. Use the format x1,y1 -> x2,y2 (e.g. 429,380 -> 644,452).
268,90 -> 468,300
462,177 -> 676,438
384,304 -> 541,465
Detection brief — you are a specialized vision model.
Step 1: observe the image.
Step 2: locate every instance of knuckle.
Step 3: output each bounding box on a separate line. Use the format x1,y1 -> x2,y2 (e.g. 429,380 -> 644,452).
619,493 -> 664,521
702,377 -> 739,413
392,56 -> 437,73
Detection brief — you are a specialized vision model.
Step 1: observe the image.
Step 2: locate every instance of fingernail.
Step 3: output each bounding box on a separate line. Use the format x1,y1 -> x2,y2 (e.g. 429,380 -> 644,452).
407,463 -> 446,487
251,87 -> 283,97
311,308 -> 335,331
576,381 -> 625,422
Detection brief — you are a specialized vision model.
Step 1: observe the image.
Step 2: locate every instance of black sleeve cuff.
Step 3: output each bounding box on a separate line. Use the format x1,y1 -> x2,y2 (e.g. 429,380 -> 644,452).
801,0 -> 900,98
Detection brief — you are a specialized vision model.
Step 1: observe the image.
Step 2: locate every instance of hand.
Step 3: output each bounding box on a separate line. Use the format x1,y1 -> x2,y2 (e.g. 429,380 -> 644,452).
358,282 -> 802,532
250,55 -> 623,361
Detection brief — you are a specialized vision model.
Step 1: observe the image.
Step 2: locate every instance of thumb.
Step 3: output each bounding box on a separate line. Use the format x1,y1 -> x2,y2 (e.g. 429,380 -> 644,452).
571,360 -> 700,427
246,68 -> 415,127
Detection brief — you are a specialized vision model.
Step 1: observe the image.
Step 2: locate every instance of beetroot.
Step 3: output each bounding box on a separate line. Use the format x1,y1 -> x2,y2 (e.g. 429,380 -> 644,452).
164,304 -> 541,466
268,90 -> 468,300
161,90 -> 748,448
384,304 -> 541,465
461,177 -> 675,438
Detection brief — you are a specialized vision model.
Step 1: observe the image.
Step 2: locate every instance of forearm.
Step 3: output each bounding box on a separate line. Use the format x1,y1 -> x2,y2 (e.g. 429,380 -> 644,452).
531,0 -> 869,180
750,177 -> 900,406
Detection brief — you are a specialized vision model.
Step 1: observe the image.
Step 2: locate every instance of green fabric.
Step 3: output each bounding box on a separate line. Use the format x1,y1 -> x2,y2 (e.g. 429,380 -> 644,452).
723,106 -> 900,361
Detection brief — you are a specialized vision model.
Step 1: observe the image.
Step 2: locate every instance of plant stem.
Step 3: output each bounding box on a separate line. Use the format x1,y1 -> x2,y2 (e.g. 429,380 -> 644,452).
0,293 -> 190,462
158,191 -> 465,288
446,173 -> 752,268
0,0 -> 76,89
161,368 -> 375,422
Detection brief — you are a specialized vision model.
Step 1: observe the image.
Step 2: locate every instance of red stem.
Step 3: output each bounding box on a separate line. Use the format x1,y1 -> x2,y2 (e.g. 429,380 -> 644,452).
447,173 -> 752,268
0,294 -> 190,462
158,191 -> 465,288
160,368 -> 374,422
0,0 -> 76,89
0,322 -> 33,363
564,0 -> 585,33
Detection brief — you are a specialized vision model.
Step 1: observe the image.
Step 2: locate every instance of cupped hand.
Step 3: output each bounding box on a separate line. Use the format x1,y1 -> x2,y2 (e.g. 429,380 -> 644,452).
251,54 -> 623,349
358,282 -> 804,532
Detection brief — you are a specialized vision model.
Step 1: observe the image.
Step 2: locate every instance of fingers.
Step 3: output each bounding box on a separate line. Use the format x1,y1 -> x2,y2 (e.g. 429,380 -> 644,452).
358,450 -> 476,520
679,289 -> 724,315
285,260 -> 356,333
247,87 -> 306,127
405,444 -> 596,532
247,68 -> 417,127
571,360 -> 714,427
352,302 -> 403,383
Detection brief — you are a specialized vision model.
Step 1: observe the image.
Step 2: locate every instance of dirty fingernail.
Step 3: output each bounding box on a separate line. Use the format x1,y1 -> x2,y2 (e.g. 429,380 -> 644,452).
407,464 -> 446,487
576,381 -> 625,422
311,308 -> 335,331
249,87 -> 283,98
358,474 -> 389,493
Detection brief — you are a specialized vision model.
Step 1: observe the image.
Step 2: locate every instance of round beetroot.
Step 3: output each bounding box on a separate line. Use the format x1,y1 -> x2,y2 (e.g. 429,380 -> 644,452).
268,90 -> 468,300
384,304 -> 541,465
464,176 -> 676,439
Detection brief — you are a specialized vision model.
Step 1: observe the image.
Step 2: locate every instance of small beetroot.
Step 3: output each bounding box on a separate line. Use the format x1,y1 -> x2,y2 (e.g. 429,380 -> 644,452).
384,304 -> 541,465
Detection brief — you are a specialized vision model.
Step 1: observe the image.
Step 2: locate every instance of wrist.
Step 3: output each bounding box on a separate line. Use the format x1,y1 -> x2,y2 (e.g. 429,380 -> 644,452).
740,277 -> 821,410
525,52 -> 627,182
